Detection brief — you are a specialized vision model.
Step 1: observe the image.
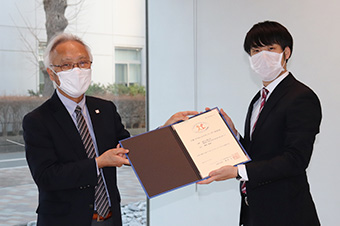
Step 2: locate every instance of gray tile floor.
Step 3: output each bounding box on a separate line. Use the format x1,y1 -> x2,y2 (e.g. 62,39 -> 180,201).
0,165 -> 146,226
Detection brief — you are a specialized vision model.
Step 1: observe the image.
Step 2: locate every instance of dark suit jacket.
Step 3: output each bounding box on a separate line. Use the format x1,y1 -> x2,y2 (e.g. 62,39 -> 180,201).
23,92 -> 130,226
240,74 -> 321,226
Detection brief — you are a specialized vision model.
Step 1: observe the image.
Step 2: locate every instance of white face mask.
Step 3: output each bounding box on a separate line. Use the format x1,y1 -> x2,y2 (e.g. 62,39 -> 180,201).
249,51 -> 285,82
51,68 -> 92,98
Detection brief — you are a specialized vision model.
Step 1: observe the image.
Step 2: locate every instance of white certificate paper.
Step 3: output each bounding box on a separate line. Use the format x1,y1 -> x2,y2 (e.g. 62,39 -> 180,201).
172,108 -> 250,178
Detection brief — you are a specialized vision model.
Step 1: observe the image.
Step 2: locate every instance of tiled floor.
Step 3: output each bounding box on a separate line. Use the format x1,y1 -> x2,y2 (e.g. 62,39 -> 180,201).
0,165 -> 145,226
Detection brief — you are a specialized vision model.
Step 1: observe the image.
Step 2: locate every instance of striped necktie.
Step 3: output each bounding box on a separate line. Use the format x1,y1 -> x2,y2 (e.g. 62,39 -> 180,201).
75,106 -> 110,218
242,88 -> 269,205
251,88 -> 269,135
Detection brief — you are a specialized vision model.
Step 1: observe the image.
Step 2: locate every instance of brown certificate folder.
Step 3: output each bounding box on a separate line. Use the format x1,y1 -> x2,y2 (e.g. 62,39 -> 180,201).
119,108 -> 250,198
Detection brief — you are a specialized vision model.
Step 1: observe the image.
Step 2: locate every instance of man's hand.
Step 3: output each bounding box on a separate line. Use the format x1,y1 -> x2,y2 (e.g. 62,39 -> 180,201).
205,107 -> 238,136
197,165 -> 238,184
96,144 -> 129,168
220,108 -> 238,136
162,111 -> 199,127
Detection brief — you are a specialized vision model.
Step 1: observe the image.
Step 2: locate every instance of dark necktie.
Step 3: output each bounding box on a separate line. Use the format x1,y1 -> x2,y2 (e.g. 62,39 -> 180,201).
251,88 -> 269,135
75,106 -> 110,218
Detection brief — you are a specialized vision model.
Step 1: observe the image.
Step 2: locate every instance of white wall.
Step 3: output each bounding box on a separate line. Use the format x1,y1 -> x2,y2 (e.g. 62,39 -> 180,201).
67,0 -> 146,86
0,0 -> 43,95
148,0 -> 340,225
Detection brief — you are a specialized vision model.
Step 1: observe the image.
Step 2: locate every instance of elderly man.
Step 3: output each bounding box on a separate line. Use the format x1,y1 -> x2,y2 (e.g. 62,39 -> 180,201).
23,33 -> 196,226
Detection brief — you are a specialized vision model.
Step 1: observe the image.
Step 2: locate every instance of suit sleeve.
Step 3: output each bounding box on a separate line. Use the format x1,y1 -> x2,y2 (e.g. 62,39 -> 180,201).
23,112 -> 98,192
245,89 -> 322,189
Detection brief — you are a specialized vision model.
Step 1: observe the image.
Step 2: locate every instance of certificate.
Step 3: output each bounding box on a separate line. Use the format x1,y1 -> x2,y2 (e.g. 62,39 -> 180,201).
172,108 -> 249,178
119,108 -> 250,198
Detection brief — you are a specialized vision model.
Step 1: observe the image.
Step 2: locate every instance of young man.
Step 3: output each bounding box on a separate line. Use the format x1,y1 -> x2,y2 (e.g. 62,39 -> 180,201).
199,21 -> 321,226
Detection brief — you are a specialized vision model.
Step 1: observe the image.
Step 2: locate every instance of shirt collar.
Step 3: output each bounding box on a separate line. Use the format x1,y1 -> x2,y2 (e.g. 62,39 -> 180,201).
56,89 -> 86,115
263,71 -> 289,97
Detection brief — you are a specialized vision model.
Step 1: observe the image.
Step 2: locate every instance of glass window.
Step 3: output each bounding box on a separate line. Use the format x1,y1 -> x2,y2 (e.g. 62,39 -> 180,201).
129,63 -> 142,85
0,1 -> 147,225
115,63 -> 128,84
115,48 -> 142,86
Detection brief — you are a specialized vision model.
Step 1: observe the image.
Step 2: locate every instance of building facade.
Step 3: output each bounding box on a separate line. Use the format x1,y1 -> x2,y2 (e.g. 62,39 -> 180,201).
0,0 -> 146,96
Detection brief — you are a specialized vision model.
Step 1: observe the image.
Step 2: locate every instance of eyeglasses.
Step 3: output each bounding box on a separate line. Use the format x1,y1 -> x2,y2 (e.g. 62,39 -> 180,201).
50,60 -> 92,71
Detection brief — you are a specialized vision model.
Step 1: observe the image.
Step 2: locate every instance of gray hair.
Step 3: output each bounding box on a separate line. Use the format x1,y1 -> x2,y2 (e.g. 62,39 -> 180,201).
43,33 -> 93,69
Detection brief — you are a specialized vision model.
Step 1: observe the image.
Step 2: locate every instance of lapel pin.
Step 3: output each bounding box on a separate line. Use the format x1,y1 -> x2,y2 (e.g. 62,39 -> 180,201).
95,109 -> 100,114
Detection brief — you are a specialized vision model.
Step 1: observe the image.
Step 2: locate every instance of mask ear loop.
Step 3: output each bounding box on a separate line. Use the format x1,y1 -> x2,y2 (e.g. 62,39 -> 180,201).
282,46 -> 291,66
48,66 -> 61,89
281,50 -> 287,69
48,66 -> 58,75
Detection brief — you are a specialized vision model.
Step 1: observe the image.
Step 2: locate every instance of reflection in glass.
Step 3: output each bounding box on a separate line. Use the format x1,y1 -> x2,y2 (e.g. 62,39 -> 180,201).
0,0 -> 147,225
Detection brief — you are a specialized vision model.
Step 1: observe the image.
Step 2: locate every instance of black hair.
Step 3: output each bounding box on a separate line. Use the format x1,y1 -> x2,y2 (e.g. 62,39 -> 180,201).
243,21 -> 293,58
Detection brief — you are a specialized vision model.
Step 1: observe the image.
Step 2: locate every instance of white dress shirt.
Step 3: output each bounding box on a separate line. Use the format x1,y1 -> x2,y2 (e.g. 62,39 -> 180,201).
237,71 -> 289,181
